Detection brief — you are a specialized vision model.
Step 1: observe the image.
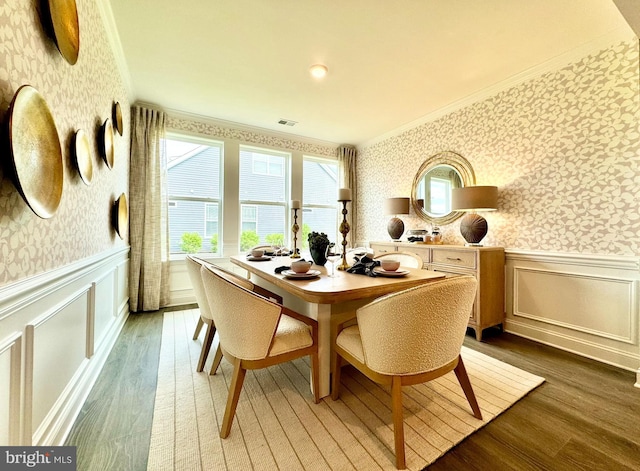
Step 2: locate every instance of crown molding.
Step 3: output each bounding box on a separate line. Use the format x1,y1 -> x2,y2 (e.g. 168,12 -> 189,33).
95,0 -> 135,102
164,107 -> 341,150
359,27 -> 637,150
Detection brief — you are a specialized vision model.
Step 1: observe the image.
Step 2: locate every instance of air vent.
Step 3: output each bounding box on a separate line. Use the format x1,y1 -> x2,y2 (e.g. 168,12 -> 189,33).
278,119 -> 298,126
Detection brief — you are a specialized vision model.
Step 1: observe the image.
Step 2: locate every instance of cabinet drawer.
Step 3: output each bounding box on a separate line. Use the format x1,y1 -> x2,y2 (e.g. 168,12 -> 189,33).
370,244 -> 396,255
405,247 -> 430,264
432,249 -> 476,269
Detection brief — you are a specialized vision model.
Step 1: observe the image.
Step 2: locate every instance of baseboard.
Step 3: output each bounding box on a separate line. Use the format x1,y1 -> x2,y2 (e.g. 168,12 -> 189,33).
505,318 -> 639,373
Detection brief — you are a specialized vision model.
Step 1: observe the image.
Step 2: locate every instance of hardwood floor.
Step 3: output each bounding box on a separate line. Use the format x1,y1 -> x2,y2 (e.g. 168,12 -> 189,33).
432,329 -> 640,471
65,310 -> 165,471
66,311 -> 640,471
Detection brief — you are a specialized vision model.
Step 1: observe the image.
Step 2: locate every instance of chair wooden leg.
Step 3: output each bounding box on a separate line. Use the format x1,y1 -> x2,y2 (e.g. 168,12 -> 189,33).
192,317 -> 204,340
210,344 -> 223,375
220,358 -> 246,439
454,355 -> 483,420
196,322 -> 216,372
391,376 -> 406,469
331,351 -> 342,400
310,352 -> 320,404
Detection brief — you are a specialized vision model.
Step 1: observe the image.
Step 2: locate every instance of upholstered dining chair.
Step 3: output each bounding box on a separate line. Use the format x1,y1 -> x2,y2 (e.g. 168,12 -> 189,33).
374,251 -> 424,269
200,263 -> 320,438
185,255 -> 224,373
249,244 -> 273,252
331,275 -> 481,469
186,255 -> 282,374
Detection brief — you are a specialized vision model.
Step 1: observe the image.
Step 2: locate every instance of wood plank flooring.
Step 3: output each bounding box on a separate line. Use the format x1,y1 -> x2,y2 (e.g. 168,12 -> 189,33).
65,311 -> 640,471
65,309 -> 166,471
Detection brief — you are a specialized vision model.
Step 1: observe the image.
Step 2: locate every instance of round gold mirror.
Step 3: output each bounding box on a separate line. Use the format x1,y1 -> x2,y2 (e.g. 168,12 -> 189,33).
411,151 -> 475,225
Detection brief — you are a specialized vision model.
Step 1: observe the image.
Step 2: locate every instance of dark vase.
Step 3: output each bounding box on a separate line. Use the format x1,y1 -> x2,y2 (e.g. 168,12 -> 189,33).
309,247 -> 327,266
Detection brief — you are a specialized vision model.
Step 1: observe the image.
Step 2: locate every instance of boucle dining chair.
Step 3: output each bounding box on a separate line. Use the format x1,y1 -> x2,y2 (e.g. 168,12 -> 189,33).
331,275 -> 481,469
186,256 -> 282,374
374,251 -> 424,269
200,263 -> 320,438
185,255 -> 223,373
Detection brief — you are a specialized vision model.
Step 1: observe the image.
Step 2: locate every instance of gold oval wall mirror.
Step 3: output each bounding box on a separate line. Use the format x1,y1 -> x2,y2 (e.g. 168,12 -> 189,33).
411,151 -> 476,226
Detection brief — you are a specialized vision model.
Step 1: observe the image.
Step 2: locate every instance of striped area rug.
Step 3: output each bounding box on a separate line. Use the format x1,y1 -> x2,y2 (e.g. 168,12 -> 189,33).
147,309 -> 544,471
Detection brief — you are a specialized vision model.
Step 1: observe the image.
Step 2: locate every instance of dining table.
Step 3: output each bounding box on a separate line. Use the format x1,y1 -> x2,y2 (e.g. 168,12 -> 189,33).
230,253 -> 446,397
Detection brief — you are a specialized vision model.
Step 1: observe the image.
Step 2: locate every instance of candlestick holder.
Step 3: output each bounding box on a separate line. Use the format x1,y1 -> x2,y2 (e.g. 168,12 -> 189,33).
291,208 -> 301,258
337,200 -> 350,270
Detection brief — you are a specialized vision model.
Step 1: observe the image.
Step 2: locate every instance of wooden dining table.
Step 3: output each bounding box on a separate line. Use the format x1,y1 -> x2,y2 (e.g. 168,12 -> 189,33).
230,254 -> 446,397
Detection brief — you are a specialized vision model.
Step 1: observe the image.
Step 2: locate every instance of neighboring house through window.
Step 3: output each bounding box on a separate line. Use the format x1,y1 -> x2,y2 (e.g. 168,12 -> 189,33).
302,156 -> 339,247
241,205 -> 257,232
165,134 -> 338,257
239,145 -> 289,251
166,135 -> 223,255
205,203 -> 218,237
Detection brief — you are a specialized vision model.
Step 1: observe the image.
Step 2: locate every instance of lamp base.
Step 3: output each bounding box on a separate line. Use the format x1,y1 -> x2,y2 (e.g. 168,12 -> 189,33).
387,217 -> 405,240
460,213 -> 488,245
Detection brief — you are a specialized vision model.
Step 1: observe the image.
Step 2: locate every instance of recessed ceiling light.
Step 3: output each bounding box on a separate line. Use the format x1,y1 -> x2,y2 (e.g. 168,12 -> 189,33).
309,64 -> 328,79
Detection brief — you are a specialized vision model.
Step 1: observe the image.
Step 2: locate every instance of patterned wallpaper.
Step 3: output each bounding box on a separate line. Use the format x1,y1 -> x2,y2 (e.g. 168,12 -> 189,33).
167,115 -> 337,158
0,0 -> 130,287
358,40 -> 640,256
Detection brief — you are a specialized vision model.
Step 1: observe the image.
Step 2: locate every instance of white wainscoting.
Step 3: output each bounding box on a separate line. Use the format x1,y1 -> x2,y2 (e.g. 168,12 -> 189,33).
0,247 -> 130,446
167,256 -> 246,307
505,250 -> 640,388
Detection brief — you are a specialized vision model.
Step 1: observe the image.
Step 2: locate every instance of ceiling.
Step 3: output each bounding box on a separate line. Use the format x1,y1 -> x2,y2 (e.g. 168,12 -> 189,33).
107,0 -> 634,146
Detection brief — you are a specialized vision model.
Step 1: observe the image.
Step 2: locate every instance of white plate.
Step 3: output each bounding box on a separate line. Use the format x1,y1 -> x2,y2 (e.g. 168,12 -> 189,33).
282,269 -> 321,279
247,256 -> 272,261
373,267 -> 409,277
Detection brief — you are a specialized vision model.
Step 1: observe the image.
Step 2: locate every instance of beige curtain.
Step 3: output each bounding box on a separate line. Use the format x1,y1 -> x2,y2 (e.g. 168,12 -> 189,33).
337,144 -> 357,246
129,105 -> 169,312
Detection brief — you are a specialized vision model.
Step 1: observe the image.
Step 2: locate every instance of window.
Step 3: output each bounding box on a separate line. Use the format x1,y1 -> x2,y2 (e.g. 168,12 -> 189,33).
204,203 -> 218,237
430,177 -> 451,215
302,157 -> 339,247
252,154 -> 284,176
166,136 -> 223,255
241,205 -> 257,232
239,146 -> 289,251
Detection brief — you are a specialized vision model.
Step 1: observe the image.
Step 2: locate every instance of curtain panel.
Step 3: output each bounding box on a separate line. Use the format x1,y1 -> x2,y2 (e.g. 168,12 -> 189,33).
129,105 -> 169,312
337,144 -> 357,246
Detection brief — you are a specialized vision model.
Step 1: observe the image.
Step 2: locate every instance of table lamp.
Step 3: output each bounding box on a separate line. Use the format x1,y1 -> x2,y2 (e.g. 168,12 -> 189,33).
384,197 -> 410,240
451,186 -> 498,246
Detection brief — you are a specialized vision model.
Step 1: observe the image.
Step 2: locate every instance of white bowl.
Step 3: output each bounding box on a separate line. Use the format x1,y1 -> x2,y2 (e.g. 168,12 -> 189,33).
380,259 -> 400,271
291,260 -> 312,273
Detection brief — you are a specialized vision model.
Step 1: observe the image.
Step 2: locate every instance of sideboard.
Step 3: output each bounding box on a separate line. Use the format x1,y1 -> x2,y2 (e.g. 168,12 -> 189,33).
368,241 -> 505,341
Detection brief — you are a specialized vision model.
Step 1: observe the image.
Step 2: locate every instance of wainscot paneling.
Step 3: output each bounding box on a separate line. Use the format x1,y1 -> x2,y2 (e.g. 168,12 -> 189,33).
0,333 -> 21,445
167,257 -> 246,307
505,250 -> 640,388
0,247 -> 130,446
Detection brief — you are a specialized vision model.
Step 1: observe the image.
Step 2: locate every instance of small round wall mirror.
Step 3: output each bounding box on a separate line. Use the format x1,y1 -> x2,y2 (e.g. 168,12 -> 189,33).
411,151 -> 475,225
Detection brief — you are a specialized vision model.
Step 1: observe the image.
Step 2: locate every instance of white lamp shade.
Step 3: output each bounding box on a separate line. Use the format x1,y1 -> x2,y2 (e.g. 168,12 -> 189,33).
384,197 -> 410,215
451,186 -> 498,211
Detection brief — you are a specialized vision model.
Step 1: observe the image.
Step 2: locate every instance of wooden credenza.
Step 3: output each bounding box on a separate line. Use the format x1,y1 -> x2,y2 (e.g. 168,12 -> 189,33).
369,241 -> 505,341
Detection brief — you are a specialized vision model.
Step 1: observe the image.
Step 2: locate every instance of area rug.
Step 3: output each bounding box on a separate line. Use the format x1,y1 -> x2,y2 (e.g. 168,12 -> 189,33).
147,309 -> 544,471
